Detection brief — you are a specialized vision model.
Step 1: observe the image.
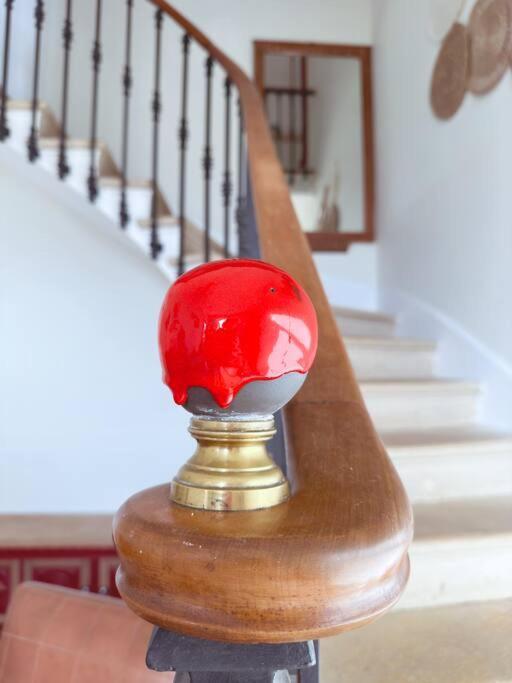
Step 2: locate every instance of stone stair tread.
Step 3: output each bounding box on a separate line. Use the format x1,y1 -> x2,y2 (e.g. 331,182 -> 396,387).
321,598 -> 512,683
138,215 -> 177,228
361,378 -> 480,391
99,175 -> 150,189
382,426 -> 512,451
6,99 -> 50,111
39,136 -> 108,151
345,335 -> 436,350
332,305 -> 395,324
413,496 -> 512,541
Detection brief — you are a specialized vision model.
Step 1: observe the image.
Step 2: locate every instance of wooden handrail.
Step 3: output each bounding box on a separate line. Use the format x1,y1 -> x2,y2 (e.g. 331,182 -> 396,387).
115,0 -> 413,644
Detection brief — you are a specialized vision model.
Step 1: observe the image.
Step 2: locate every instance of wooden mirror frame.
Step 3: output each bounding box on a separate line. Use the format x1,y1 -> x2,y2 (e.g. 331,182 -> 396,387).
253,40 -> 375,252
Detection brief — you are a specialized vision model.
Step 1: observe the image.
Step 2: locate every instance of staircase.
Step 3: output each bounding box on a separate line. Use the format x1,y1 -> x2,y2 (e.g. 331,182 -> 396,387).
3,100 -> 224,280
323,307 -> 512,681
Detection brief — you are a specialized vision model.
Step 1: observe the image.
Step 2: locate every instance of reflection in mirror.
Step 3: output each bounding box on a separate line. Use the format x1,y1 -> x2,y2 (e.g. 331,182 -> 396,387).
254,43 -> 374,252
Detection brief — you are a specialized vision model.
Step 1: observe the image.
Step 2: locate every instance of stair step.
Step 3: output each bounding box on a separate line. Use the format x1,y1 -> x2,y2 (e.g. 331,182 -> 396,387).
402,496 -> 512,609
384,427 -> 512,502
333,306 -> 396,338
321,598 -> 512,682
361,379 -> 481,431
345,335 -> 436,380
38,138 -> 117,194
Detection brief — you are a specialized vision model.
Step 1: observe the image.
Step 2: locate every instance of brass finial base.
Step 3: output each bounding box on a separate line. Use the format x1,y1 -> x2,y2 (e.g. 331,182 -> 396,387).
170,417 -> 290,511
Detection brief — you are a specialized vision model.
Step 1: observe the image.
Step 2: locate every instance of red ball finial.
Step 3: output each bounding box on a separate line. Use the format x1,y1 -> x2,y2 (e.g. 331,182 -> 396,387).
159,259 -> 318,410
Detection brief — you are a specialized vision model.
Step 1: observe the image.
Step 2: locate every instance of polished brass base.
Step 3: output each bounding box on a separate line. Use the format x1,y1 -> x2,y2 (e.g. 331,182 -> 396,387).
170,417 -> 290,511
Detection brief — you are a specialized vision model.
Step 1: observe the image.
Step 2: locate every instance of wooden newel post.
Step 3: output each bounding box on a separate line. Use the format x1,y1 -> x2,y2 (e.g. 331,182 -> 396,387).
113,260 -> 319,681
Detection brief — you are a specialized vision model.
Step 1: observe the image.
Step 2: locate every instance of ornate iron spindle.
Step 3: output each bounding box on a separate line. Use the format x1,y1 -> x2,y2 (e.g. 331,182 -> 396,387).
276,92 -> 284,165
235,97 -> 248,255
0,0 -> 15,141
288,57 -> 297,185
58,0 -> 72,179
202,55 -> 213,263
87,0 -> 102,202
27,0 -> 44,161
119,0 -> 133,228
222,76 -> 232,258
149,9 -> 163,259
177,33 -> 190,275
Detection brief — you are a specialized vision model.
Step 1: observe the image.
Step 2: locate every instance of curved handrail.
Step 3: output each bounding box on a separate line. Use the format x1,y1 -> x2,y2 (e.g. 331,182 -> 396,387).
115,0 -> 413,643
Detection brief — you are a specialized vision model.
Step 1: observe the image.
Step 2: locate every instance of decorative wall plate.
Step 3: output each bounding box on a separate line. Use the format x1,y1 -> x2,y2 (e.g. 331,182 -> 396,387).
429,0 -> 467,41
468,0 -> 512,94
431,23 -> 469,119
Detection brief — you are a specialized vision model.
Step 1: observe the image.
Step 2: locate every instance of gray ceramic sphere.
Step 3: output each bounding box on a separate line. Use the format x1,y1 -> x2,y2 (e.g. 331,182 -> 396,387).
184,371 -> 307,419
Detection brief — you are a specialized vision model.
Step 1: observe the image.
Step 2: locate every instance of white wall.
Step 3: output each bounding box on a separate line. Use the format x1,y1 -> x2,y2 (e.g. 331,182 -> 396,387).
373,0 -> 512,427
0,145 -> 191,513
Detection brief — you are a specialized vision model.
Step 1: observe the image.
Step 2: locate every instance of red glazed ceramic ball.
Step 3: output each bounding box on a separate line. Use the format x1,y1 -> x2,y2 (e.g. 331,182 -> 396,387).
159,259 -> 318,417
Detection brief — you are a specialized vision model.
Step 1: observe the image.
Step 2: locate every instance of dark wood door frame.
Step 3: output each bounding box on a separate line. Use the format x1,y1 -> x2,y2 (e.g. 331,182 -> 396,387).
253,40 -> 375,252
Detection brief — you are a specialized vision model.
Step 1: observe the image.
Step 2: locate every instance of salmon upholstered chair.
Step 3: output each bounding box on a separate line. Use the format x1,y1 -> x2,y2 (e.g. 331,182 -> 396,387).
0,582 -> 171,682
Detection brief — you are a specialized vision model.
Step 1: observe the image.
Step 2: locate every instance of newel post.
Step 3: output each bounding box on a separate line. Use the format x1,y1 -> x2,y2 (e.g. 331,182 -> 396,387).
113,259 -> 319,681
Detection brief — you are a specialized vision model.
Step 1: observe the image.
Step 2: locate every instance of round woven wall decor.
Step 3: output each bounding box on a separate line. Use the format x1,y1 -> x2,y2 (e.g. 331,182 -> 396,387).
429,0 -> 467,41
468,0 -> 512,94
431,23 -> 469,119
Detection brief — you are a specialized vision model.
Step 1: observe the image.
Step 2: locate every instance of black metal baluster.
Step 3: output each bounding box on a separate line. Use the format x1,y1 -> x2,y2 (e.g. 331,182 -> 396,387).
0,0 -> 14,141
149,9 -> 163,259
276,92 -> 284,166
87,0 -> 102,202
58,0 -> 72,179
235,97 -> 248,256
202,55 -> 213,263
177,33 -> 190,275
222,76 -> 232,258
27,0 -> 44,161
119,0 -> 133,228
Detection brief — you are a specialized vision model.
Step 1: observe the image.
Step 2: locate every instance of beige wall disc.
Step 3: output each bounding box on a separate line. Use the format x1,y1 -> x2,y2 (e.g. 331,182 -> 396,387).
431,23 -> 469,119
468,0 -> 512,94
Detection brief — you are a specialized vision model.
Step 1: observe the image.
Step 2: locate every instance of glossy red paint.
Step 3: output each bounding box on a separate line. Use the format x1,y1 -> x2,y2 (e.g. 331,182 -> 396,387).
159,259 -> 318,409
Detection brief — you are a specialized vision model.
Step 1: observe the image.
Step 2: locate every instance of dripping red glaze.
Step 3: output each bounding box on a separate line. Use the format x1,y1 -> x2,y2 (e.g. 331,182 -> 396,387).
158,259 -> 318,409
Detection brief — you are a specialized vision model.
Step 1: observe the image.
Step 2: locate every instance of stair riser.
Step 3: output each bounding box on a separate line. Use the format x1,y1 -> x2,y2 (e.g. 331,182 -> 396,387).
392,448 -> 512,502
39,148 -> 102,196
363,389 -> 479,431
97,187 -> 153,224
4,110 -> 43,154
336,317 -> 395,338
398,538 -> 512,609
347,347 -> 436,380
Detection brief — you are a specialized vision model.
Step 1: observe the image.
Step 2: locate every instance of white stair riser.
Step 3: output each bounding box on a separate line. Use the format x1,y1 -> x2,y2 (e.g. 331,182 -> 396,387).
362,387 -> 480,431
97,187 -> 153,224
391,447 -> 512,502
4,109 -> 43,154
347,346 -> 436,380
398,538 -> 512,609
39,148 -> 102,196
336,316 -> 395,339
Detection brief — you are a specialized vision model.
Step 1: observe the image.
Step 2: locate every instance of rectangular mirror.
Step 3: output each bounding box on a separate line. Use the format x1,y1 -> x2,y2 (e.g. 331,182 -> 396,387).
254,41 -> 374,252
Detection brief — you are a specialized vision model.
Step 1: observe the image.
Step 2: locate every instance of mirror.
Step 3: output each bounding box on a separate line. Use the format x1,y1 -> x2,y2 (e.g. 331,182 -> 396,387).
254,42 -> 374,251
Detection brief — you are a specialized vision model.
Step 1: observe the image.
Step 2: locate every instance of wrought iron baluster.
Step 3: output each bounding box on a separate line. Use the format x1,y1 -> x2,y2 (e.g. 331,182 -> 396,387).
27,0 -> 44,161
87,0 -> 102,202
202,55 -> 213,263
0,0 -> 15,141
235,97 -> 248,256
119,0 -> 133,228
177,33 -> 190,275
149,8 -> 163,259
276,92 -> 284,165
222,76 -> 232,258
58,0 -> 72,179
